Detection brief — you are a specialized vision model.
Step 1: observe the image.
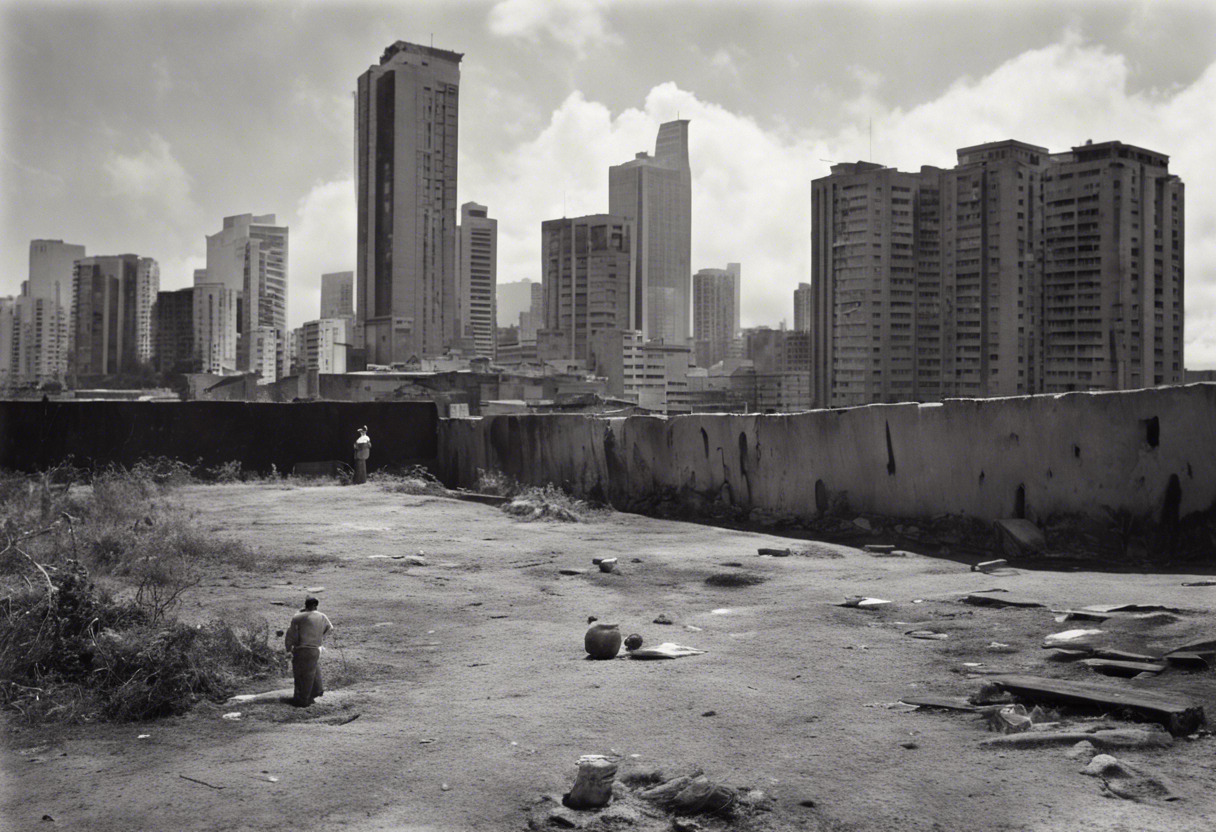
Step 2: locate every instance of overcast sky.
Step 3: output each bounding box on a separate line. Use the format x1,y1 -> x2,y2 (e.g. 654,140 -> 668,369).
3,0 -> 1215,365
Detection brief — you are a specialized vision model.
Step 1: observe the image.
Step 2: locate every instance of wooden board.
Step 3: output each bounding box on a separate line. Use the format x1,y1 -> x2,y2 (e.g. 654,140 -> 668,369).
990,674 -> 1204,736
898,695 -> 978,712
1080,658 -> 1166,677
962,594 -> 1044,608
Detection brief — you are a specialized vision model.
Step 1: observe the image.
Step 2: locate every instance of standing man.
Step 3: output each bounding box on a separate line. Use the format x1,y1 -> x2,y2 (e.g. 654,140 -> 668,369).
353,426 -> 371,484
284,596 -> 332,707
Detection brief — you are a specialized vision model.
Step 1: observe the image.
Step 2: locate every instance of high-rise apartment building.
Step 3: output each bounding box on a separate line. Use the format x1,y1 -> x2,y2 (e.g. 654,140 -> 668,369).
0,297 -> 16,389
538,214 -> 637,363
793,282 -> 813,333
1041,141 -> 1184,391
153,287 -> 195,373
356,41 -> 462,363
205,213 -> 288,379
302,318 -> 349,374
70,255 -> 159,377
455,202 -> 498,359
693,263 -> 740,368
810,138 -> 1183,408
609,120 -> 691,344
23,240 -> 86,384
194,282 -> 238,375
320,271 -> 354,319
519,281 -> 544,343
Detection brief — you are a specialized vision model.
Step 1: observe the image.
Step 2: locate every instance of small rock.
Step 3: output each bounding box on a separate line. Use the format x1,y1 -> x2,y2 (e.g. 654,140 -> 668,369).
624,633 -> 643,650
599,803 -> 641,825
1083,754 -> 1120,777
42,815 -> 54,822
1066,741 -> 1097,761
852,517 -> 873,531
654,614 -> 673,625
546,807 -> 582,828
631,558 -> 642,563
403,555 -> 427,566
441,782 -> 451,791
798,798 -> 817,808
671,820 -> 703,832
900,741 -> 919,750
987,642 -> 1017,653
305,586 -> 324,593
701,710 -> 716,717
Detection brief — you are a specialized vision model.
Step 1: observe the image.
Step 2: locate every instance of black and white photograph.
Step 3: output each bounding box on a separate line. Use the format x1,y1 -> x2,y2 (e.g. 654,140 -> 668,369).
2,0 -> 1215,829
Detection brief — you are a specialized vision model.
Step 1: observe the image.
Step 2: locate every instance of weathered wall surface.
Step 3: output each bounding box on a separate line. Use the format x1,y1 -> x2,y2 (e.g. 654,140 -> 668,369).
0,401 -> 437,473
438,384 -> 1216,523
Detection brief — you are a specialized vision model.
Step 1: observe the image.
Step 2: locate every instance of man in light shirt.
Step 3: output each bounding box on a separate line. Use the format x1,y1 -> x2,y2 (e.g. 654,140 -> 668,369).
284,596 -> 333,706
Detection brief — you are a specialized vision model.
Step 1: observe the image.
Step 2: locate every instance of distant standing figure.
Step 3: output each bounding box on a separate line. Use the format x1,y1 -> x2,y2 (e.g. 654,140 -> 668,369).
284,596 -> 333,707
353,425 -> 371,484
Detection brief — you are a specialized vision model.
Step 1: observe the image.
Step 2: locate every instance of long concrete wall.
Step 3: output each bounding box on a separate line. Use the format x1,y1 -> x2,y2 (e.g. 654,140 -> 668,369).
438,384 -> 1216,524
0,401 -> 438,473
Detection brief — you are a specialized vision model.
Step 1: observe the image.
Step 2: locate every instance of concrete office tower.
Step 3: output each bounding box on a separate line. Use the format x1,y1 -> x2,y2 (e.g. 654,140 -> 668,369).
70,255 -> 158,377
455,202 -> 498,358
693,264 -> 740,368
0,297 -> 15,389
356,41 -> 462,363
538,215 -> 636,363
248,326 -> 279,384
320,271 -> 354,318
793,282 -> 812,333
194,283 -> 238,375
205,214 -> 288,378
1041,141 -> 1184,391
302,318 -> 349,374
519,281 -> 544,343
26,240 -> 87,382
609,120 -> 692,344
153,288 -> 195,373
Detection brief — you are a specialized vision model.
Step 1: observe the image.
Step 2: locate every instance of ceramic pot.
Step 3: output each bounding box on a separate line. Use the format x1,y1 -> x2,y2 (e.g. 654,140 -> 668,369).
584,622 -> 623,660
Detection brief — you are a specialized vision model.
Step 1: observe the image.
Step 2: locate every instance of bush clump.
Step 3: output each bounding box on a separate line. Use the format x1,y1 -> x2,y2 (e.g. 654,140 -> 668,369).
0,560 -> 281,723
501,484 -> 601,523
371,465 -> 448,496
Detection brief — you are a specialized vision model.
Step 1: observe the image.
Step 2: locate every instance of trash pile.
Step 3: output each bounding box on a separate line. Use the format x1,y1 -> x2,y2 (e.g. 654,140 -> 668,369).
529,758 -> 776,831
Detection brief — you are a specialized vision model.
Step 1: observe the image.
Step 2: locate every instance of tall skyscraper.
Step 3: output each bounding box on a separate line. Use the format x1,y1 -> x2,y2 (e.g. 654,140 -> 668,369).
24,240 -> 86,384
693,263 -> 740,368
356,41 -> 462,363
538,214 -> 636,363
0,297 -> 16,389
205,213 -> 288,379
793,282 -> 813,333
320,271 -> 354,319
810,138 -> 1184,407
193,283 -> 238,375
609,120 -> 691,344
302,318 -> 349,374
519,281 -> 544,343
153,287 -> 195,373
70,255 -> 158,377
455,202 -> 498,359
1040,141 -> 1184,391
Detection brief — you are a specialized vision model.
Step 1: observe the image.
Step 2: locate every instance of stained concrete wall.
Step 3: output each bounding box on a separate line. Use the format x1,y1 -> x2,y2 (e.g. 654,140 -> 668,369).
438,384 -> 1216,523
0,401 -> 437,473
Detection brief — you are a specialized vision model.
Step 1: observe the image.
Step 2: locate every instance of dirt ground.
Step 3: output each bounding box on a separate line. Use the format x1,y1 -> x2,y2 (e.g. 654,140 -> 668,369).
4,483 -> 1215,832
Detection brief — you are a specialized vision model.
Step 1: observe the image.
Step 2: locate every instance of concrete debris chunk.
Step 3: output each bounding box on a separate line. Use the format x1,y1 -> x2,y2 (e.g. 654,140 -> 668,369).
1080,658 -> 1165,678
838,597 -> 892,608
1042,629 -> 1103,646
564,755 -> 616,810
1083,754 -> 1181,802
994,519 -> 1045,557
1065,740 -> 1096,760
987,675 -> 1204,736
971,559 -> 1008,573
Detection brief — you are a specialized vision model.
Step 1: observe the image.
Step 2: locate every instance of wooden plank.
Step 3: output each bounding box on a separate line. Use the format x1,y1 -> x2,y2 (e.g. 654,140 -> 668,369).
898,695 -> 978,712
1080,658 -> 1166,677
962,594 -> 1044,609
990,674 -> 1205,736
1166,637 -> 1216,655
978,728 -> 1173,750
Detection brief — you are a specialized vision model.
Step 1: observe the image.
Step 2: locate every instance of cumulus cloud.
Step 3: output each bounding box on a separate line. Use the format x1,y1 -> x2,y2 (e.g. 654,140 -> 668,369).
487,0 -> 619,53
102,134 -> 197,229
471,35 -> 1216,364
289,178 -> 357,326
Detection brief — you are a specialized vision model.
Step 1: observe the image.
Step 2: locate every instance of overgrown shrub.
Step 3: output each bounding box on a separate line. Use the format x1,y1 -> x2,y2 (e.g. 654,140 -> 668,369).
501,484 -> 601,522
0,561 -> 281,723
371,465 -> 448,496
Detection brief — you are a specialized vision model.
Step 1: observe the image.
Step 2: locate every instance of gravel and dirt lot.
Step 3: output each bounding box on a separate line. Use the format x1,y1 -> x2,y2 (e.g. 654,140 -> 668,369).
4,483 -> 1215,831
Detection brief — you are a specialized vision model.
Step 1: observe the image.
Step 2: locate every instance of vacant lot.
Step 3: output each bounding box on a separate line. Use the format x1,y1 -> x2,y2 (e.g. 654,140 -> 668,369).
4,483 -> 1215,831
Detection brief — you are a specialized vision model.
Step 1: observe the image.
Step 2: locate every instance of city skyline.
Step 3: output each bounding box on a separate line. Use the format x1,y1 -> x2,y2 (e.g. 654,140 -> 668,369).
3,2 -> 1215,364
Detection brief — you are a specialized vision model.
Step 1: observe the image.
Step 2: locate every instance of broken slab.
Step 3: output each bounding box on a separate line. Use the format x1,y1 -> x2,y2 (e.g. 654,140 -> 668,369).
898,695 -> 978,712
627,643 -> 707,660
1164,652 -> 1214,670
1052,609 -> 1111,622
1082,603 -> 1182,614
864,544 -> 895,553
1042,629 -> 1104,647
757,547 -> 791,557
1080,659 -> 1166,678
962,594 -> 1044,609
987,675 -> 1205,736
1166,637 -> 1216,655
837,597 -> 892,609
980,727 -> 1173,750
971,559 -> 1008,573
994,519 -> 1045,557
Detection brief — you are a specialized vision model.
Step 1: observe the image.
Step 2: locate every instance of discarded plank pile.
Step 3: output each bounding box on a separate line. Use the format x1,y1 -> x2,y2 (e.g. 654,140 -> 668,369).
986,675 -> 1205,736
